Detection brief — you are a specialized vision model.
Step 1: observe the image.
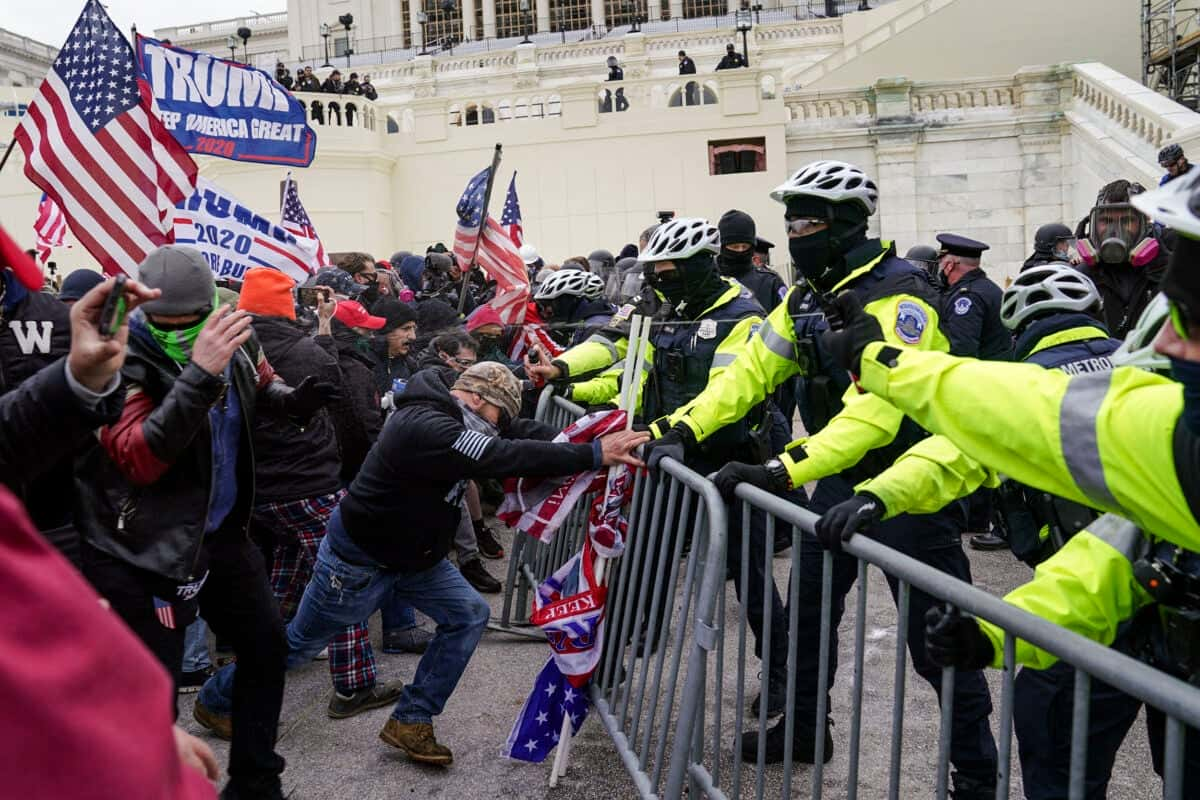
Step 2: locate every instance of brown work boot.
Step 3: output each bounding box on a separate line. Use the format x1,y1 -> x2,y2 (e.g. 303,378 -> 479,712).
379,718 -> 453,765
193,698 -> 232,741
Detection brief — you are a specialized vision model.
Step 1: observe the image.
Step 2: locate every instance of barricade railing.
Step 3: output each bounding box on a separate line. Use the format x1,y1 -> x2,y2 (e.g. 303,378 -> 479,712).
677,482 -> 1200,800
590,455 -> 729,800
496,387 -> 592,635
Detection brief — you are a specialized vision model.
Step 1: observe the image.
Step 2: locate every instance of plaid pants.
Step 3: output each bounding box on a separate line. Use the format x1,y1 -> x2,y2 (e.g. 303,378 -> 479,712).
253,491 -> 377,694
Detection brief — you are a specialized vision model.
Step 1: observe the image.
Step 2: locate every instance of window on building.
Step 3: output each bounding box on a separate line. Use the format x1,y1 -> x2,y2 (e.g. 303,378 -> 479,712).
334,35 -> 351,57
683,0 -> 725,18
552,0 -> 591,33
604,0 -> 639,28
424,0 -> 464,50
496,0 -> 532,39
708,137 -> 766,175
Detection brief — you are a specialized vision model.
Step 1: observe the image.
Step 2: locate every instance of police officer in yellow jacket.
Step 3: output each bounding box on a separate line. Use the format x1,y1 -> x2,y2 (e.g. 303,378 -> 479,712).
575,217 -> 798,716
641,160 -> 998,794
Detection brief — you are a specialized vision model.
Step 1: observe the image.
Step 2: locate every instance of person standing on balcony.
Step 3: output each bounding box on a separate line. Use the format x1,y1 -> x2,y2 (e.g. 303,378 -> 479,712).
274,63 -> 293,90
677,50 -> 696,74
715,43 -> 746,70
604,56 -> 628,112
1159,143 -> 1193,186
297,66 -> 322,92
359,74 -> 379,101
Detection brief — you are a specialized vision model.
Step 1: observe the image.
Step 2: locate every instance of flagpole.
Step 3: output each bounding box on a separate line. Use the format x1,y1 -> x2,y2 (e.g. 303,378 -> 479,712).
0,138 -> 15,176
460,142 -> 503,314
548,314 -> 650,787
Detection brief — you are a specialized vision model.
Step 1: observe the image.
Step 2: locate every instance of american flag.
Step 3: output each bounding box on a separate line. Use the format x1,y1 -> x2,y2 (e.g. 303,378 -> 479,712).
500,172 -> 523,248
280,172 -> 329,271
503,656 -> 590,763
152,596 -> 177,630
33,193 -> 68,266
452,166 -> 530,324
14,0 -> 197,277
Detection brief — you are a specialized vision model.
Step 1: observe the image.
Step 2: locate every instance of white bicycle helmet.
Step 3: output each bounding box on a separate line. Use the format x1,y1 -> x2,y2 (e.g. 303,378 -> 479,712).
1132,160 -> 1200,240
532,268 -> 605,301
640,217 -> 720,263
999,264 -> 1101,331
1111,293 -> 1170,372
770,160 -> 879,215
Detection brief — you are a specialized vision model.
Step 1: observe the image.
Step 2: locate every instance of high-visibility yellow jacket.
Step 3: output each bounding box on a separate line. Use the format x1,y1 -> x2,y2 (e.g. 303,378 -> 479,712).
977,515 -> 1154,669
665,241 -> 963,490
856,341 -> 1197,550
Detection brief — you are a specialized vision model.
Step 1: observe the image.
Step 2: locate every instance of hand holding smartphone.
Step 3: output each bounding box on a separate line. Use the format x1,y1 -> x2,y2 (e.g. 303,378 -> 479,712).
98,274 -> 128,339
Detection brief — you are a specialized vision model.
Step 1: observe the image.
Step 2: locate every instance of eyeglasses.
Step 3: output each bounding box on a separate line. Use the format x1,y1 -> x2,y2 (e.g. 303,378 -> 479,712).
453,356 -> 477,367
785,217 -> 829,236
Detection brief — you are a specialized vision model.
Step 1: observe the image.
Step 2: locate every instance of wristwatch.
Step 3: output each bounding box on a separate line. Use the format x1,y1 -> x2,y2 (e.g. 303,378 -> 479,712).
762,458 -> 791,492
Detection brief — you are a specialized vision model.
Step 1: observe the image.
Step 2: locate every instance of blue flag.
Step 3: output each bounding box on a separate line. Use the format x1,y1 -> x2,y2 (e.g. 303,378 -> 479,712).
136,36 -> 315,166
503,657 -> 590,763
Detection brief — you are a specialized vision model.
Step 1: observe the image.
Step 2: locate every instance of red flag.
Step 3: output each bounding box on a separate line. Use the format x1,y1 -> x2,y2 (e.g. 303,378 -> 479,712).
14,0 -> 197,277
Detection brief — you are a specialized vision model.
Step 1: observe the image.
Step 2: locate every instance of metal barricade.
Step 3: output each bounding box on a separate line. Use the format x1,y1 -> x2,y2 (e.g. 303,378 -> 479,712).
496,387 -> 592,634
677,482 -> 1200,800
590,455 -> 729,800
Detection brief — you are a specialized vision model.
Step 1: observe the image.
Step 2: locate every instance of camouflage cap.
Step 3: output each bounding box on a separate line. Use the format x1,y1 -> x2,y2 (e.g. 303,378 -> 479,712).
453,362 -> 521,421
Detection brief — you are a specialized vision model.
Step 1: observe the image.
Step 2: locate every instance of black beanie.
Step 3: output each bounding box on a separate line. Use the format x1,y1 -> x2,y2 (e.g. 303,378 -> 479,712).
718,210 -> 756,247
371,297 -> 417,332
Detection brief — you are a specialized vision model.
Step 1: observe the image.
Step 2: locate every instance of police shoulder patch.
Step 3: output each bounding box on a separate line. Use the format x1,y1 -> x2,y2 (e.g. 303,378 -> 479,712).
953,296 -> 973,316
697,319 -> 718,339
611,304 -> 635,324
894,301 -> 928,344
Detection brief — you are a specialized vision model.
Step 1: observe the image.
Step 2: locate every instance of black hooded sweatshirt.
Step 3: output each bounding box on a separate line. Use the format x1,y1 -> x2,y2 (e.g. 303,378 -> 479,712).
338,369 -> 600,572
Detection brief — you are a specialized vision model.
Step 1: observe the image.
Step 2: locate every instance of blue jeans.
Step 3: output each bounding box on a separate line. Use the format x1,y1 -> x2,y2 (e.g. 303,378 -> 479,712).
201,516 -> 490,724
382,592 -> 417,631
182,617 -> 212,672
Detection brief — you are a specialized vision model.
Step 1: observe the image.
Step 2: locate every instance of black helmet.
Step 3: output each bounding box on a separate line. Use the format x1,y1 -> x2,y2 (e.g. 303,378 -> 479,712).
587,249 -> 615,274
904,244 -> 939,265
1033,223 -> 1074,254
1160,143 -> 1185,167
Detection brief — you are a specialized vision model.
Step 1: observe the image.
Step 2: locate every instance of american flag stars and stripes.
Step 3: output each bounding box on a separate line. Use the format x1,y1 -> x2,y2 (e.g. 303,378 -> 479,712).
34,193 -> 68,265
152,596 -> 177,630
500,172 -> 523,248
452,166 -> 530,324
503,656 -> 590,763
280,172 -> 329,271
14,0 -> 197,277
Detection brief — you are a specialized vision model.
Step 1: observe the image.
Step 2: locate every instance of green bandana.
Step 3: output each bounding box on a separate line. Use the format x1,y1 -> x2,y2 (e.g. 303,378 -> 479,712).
145,291 -> 217,365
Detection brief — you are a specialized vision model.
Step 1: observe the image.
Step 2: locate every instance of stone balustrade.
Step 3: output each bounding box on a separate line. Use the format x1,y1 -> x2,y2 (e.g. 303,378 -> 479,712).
291,91 -> 382,133
783,73 -> 1024,125
1069,62 -> 1199,151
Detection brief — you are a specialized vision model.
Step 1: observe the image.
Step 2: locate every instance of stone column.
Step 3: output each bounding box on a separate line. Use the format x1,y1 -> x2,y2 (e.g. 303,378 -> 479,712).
1016,66 -> 1071,271
869,78 -> 919,244
668,0 -> 683,20
536,0 -> 551,32
409,2 -> 424,49
461,0 -> 477,39
483,0 -> 498,39
591,0 -> 606,29
646,0 -> 663,23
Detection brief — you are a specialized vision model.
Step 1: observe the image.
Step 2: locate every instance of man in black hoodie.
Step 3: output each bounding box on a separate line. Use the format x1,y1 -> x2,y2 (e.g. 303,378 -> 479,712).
235,269 -> 401,720
200,362 -> 647,765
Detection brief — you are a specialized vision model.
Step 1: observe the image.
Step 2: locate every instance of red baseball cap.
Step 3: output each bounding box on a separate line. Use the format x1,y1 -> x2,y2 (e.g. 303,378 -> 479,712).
334,299 -> 386,330
0,223 -> 46,290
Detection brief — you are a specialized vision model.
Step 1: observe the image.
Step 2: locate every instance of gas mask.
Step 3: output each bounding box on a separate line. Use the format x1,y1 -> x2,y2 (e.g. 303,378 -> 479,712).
1078,203 -> 1159,267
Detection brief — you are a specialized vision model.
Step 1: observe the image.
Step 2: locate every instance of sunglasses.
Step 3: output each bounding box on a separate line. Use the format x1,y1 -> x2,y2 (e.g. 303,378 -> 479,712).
785,216 -> 828,236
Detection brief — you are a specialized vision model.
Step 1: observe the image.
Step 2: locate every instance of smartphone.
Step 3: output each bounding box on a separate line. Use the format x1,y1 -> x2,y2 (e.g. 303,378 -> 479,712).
99,274 -> 128,339
297,287 -> 328,307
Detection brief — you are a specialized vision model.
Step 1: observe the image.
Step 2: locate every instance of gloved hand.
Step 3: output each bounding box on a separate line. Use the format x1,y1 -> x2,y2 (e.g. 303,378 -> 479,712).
814,492 -> 885,553
713,461 -> 788,500
820,291 -> 885,376
641,424 -> 694,471
286,376 -> 341,422
924,606 -> 994,670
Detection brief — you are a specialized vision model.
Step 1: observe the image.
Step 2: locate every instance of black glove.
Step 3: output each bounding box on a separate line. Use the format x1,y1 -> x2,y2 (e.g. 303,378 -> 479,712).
286,376 -> 341,422
820,291 -> 885,376
814,492 -> 885,553
924,606 -> 994,670
712,461 -> 788,500
641,424 -> 694,471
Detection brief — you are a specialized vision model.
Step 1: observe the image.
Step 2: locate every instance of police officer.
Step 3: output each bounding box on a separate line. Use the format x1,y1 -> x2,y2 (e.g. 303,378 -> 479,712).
936,233 -> 1010,361
753,237 -> 774,269
717,210 -> 787,311
1022,223 -> 1077,271
642,161 -> 998,796
529,269 -> 615,350
904,243 -> 939,275
572,217 -> 794,715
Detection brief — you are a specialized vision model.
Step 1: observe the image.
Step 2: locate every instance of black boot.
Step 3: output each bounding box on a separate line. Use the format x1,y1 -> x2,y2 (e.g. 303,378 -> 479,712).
951,770 -> 997,800
749,667 -> 788,717
740,716 -> 833,764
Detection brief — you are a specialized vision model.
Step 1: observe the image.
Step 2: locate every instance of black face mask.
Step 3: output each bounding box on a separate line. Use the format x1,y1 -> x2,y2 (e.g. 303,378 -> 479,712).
646,265 -> 688,305
719,247 -> 754,276
476,334 -> 500,352
789,229 -> 842,294
360,282 -> 381,305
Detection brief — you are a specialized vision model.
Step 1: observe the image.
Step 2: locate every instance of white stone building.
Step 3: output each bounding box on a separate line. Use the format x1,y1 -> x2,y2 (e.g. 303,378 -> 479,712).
0,0 -> 1182,283
0,27 -> 56,87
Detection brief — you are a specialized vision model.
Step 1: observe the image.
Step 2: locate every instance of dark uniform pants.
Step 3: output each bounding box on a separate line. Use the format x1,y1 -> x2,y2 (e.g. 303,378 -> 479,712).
1015,653 -> 1200,799
797,476 -> 998,780
83,530 -> 288,791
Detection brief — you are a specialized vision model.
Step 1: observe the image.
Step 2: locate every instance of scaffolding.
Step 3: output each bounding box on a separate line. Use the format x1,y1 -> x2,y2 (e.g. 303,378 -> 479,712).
1144,0 -> 1200,109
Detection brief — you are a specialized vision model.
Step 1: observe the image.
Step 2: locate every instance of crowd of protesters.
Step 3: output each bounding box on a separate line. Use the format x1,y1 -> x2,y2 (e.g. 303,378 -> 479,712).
3,141 -> 1199,799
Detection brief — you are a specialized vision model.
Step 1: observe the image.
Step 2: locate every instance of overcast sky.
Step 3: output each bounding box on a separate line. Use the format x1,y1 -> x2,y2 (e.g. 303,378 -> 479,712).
7,1 -> 287,47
